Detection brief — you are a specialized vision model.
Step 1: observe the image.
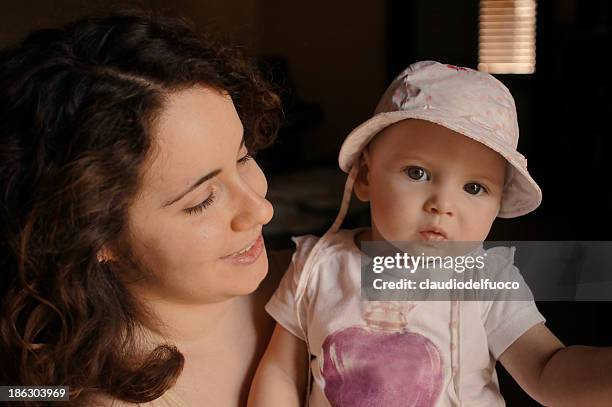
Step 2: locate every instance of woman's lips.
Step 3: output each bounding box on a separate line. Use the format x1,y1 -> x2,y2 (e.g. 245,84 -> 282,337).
222,235 -> 264,264
419,230 -> 448,241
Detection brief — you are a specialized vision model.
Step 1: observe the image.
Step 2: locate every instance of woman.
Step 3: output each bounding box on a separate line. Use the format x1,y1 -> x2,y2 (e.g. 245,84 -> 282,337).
0,10 -> 285,406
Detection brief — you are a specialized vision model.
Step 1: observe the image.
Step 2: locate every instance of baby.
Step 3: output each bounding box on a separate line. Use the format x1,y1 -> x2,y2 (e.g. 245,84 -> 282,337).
248,61 -> 612,406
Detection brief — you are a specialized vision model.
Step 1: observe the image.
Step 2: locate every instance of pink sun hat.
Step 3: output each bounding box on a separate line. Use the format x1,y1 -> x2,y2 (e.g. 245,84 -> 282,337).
338,60 -> 542,218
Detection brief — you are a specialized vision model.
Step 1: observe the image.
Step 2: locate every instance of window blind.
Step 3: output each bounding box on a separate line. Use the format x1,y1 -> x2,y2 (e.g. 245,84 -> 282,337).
478,0 -> 537,74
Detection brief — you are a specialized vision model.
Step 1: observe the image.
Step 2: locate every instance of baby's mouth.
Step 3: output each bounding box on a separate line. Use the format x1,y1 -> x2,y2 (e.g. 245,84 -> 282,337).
419,229 -> 448,241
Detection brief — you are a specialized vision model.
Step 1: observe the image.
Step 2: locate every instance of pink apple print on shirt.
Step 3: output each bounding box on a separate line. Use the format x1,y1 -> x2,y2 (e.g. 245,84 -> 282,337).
321,302 -> 443,407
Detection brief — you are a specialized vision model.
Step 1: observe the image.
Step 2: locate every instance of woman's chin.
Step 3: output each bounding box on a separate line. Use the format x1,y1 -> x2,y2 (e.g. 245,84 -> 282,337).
225,247 -> 270,297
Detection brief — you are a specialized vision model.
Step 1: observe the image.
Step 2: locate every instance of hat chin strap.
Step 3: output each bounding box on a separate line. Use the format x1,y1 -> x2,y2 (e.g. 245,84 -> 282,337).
330,164 -> 359,233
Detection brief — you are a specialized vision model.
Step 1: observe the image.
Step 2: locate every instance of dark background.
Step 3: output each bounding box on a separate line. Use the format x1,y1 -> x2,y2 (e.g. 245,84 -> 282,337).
1,1 -> 611,405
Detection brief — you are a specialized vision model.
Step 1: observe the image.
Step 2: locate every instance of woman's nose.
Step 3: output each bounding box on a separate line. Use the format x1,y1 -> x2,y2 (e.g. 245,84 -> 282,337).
230,183 -> 274,232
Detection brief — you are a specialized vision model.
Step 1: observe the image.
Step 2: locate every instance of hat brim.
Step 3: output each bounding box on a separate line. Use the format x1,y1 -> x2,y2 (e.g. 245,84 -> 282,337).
338,111 -> 542,218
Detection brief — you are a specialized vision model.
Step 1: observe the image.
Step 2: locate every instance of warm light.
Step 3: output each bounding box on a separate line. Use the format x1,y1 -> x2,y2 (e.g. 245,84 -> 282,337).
479,0 -> 537,74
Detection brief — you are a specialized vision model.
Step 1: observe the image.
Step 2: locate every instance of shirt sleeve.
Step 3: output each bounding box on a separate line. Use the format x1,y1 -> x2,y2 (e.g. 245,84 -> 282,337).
265,235 -> 319,341
480,246 -> 546,360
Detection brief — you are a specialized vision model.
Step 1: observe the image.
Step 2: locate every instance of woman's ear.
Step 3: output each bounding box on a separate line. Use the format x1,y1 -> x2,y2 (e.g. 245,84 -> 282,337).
97,246 -> 116,264
354,149 -> 371,202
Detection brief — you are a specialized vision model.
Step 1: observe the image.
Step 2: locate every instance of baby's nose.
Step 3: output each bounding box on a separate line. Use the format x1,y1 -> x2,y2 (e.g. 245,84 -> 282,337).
423,194 -> 454,216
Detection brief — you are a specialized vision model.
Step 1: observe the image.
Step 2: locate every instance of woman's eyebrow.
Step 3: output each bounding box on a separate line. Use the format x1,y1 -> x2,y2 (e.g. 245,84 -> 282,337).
163,169 -> 222,208
161,138 -> 245,208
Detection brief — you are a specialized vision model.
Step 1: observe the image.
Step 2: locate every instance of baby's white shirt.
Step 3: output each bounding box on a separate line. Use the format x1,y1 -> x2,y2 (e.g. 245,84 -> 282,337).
266,228 -> 545,407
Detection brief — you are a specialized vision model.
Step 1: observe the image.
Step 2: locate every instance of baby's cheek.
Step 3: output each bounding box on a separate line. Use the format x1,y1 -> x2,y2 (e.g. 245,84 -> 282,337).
461,209 -> 497,241
371,191 -> 415,238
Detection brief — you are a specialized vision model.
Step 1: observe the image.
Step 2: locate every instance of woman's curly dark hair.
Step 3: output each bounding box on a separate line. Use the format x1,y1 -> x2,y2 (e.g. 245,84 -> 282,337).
0,9 -> 281,405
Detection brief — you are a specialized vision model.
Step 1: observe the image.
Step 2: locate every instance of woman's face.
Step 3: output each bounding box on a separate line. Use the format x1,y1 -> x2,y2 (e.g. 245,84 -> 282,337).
125,86 -> 273,304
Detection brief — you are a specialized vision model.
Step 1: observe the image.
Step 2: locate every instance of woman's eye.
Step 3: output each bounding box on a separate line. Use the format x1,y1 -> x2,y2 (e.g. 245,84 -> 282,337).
183,154 -> 251,216
185,191 -> 216,215
464,183 -> 487,195
404,166 -> 430,181
238,153 -> 252,165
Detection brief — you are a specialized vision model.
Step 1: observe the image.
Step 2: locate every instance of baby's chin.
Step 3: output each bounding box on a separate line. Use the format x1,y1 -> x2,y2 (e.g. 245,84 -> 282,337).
367,226 -> 490,249
371,230 -> 486,256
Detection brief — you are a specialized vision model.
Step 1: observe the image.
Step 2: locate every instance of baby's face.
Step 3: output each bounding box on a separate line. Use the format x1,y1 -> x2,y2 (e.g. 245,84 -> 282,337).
355,119 -> 506,243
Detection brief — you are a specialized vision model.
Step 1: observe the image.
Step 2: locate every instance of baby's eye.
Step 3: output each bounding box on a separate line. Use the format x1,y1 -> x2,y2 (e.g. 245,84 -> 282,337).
403,166 -> 430,181
464,182 -> 487,195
